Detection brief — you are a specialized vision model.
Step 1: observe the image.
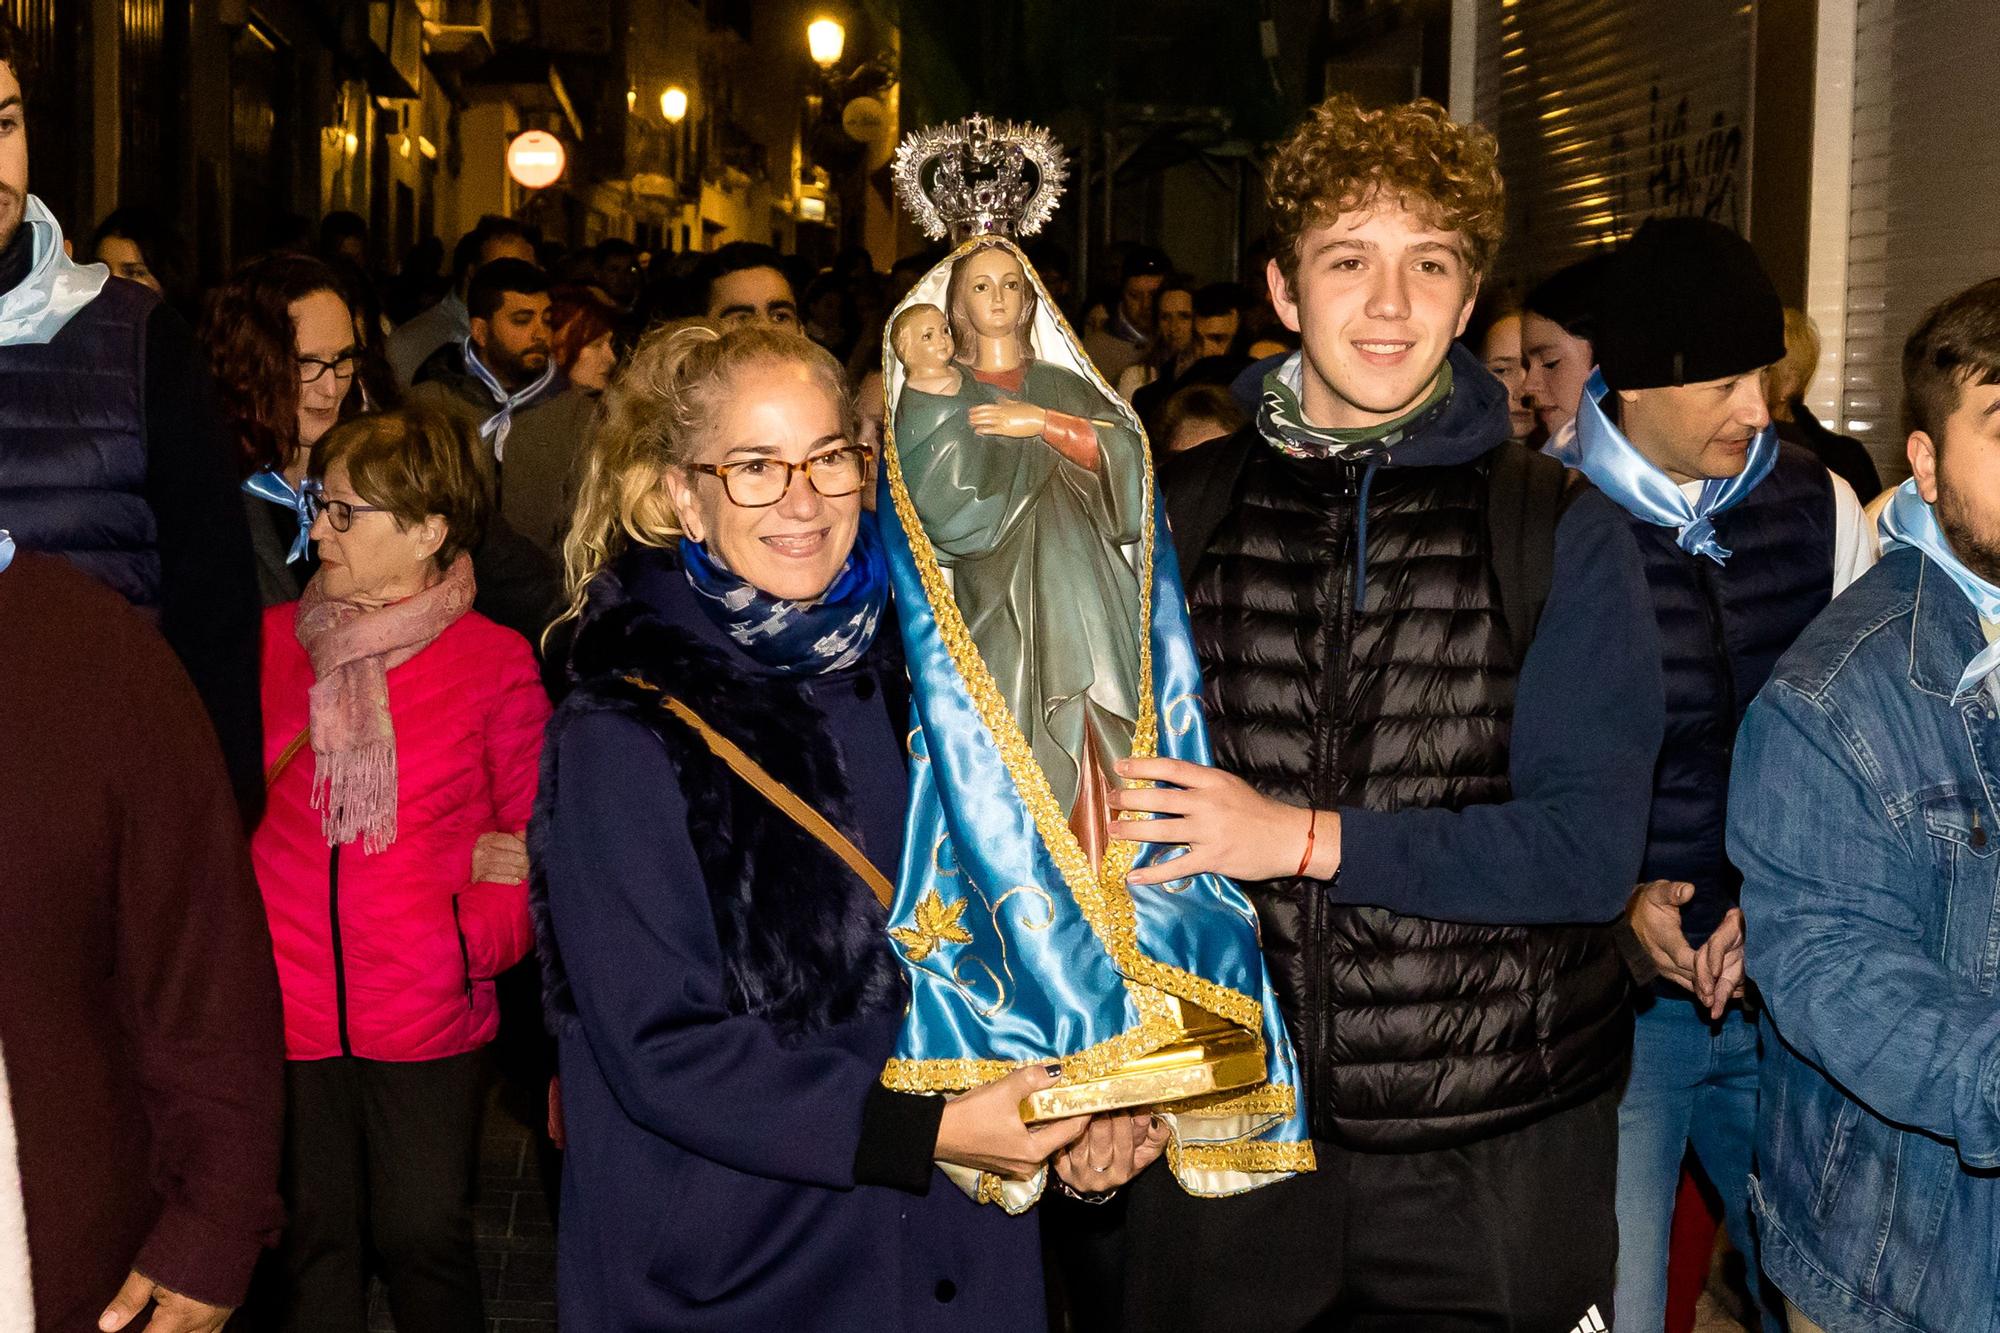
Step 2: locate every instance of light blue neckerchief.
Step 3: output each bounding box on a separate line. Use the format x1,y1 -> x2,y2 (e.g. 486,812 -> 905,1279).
461,336 -> 557,462
0,196 -> 111,347
241,468 -> 315,563
1549,369 -> 1778,564
0,530 -> 13,574
1878,478 -> 2000,698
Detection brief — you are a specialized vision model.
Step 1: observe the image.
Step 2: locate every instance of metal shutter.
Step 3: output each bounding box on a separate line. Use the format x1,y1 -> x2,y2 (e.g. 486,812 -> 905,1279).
1485,0 -> 1755,288
1835,0 -> 2000,483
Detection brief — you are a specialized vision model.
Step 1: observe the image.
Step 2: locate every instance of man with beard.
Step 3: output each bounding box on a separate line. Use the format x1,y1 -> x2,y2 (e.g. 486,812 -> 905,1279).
1729,277 -> 2000,1333
0,20 -> 261,818
1548,217 -> 1876,1333
409,258 -> 590,568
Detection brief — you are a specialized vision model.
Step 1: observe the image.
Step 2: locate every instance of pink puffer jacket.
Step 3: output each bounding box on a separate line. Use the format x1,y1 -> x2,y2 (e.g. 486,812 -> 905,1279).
253,601 -> 551,1062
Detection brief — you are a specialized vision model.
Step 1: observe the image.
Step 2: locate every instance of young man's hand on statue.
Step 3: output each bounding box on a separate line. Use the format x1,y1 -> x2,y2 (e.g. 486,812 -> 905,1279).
1052,1109 -> 1173,1198
1111,757 -> 1341,886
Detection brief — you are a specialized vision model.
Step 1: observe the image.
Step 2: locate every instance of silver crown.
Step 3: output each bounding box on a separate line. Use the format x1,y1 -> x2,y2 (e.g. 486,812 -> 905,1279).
892,115 -> 1068,243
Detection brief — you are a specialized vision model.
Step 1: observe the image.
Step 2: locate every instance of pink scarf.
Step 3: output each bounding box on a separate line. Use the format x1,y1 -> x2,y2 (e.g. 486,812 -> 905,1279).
294,554 -> 476,852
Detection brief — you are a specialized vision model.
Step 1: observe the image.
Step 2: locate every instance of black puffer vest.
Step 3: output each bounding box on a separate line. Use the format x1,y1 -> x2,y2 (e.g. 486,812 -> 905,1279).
0,278 -> 158,607
1172,407 -> 1629,1151
1632,441 -> 1833,954
532,554 -> 910,1041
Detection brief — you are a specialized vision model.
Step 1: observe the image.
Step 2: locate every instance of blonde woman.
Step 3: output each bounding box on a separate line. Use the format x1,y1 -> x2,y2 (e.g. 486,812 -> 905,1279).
529,322 -> 1159,1331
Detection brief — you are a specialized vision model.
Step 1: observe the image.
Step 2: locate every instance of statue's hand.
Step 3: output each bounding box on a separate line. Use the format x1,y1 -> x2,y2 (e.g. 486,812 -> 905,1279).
967,398 -> 1048,439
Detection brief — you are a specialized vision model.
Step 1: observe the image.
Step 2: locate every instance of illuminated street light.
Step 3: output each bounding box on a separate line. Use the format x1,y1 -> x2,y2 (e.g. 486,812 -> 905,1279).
661,86 -> 688,123
807,17 -> 845,68
626,88 -> 638,114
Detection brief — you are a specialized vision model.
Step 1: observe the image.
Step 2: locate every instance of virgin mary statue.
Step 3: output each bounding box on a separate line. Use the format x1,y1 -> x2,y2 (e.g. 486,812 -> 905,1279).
877,117 -> 1313,1211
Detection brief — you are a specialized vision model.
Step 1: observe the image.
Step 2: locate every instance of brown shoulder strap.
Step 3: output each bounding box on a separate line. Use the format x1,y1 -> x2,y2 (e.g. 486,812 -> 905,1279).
623,676 -> 896,910
265,725 -> 312,790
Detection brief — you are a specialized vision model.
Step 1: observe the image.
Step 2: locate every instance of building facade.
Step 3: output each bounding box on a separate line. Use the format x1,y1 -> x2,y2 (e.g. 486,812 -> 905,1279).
4,0 -> 906,282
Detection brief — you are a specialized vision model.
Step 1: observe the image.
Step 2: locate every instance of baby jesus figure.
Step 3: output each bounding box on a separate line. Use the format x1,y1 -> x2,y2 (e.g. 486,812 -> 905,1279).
890,276 -> 1148,866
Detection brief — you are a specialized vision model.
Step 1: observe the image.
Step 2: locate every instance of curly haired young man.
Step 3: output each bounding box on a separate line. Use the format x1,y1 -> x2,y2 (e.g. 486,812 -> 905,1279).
1104,95 -> 1665,1331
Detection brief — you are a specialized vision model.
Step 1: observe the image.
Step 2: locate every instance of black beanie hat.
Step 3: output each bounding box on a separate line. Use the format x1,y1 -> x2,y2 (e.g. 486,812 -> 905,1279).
1594,217 -> 1785,390
1525,253 -> 1613,344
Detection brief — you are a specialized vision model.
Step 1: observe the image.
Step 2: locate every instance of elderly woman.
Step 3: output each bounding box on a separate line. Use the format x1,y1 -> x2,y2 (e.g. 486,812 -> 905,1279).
533,322 -> 1161,1331
254,406 -> 550,1333
202,253 -> 369,605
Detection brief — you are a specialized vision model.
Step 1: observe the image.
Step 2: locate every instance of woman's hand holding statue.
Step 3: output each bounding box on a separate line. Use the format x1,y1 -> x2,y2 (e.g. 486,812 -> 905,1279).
967,397 -> 1048,439
933,1064 -> 1089,1179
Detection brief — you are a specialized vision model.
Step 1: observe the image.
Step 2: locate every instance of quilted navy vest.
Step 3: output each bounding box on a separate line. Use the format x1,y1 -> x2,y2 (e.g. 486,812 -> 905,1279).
0,278 -> 159,608
1631,441 -> 1834,951
1179,439 -> 1630,1150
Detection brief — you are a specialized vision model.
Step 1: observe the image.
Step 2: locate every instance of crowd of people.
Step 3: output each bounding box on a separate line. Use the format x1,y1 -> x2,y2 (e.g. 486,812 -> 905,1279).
2,13 -> 1998,1333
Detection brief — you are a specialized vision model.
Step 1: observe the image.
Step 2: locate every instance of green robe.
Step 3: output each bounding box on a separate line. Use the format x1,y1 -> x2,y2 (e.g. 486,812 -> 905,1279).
895,360 -> 1148,815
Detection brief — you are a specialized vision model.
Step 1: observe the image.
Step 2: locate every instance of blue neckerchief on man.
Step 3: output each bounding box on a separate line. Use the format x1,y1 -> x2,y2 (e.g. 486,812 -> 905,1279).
0,196 -> 111,348
460,335 -> 558,462
1549,370 -> 1778,564
1878,477 -> 2000,697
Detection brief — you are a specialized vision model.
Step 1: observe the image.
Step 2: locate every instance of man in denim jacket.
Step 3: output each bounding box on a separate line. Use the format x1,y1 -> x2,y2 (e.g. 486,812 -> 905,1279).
1730,277 -> 2000,1333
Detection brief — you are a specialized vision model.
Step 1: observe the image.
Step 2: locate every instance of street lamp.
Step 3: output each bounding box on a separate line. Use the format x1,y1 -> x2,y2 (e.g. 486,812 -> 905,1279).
807,17 -> 845,68
661,86 -> 688,123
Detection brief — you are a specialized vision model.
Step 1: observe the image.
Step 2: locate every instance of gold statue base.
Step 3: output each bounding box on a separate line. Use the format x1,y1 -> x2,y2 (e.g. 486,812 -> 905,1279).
1018,997 -> 1268,1123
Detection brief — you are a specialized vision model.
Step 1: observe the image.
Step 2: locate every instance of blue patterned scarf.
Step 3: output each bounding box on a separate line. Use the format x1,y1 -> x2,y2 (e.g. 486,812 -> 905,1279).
1879,478 -> 2000,697
680,512 -> 888,675
0,529 -> 13,574
1549,370 -> 1777,564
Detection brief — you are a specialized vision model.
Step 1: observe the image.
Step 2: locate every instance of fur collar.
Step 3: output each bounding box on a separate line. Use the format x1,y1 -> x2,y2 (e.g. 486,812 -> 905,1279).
532,553 -> 907,1040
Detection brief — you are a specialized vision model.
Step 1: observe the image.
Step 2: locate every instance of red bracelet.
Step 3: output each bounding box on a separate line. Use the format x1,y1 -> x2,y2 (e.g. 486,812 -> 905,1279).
1294,808 -> 1318,878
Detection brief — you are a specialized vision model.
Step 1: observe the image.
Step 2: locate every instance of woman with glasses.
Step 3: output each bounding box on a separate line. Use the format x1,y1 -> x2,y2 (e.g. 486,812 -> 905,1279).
532,322 -> 1152,1331
253,405 -> 549,1332
202,253 -> 370,605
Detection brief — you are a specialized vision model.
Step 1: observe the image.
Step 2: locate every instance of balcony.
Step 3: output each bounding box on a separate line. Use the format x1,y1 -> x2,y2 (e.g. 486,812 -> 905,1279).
350,0 -> 424,99
423,0 -> 495,72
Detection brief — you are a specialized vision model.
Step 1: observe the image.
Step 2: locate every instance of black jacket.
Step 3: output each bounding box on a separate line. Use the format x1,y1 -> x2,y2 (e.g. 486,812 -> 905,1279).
1629,442 -> 1834,963
0,238 -> 262,822
1163,347 -> 1662,1149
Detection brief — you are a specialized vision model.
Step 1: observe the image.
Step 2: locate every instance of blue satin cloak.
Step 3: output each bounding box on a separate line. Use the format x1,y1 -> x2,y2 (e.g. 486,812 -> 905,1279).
875,249 -> 1313,1203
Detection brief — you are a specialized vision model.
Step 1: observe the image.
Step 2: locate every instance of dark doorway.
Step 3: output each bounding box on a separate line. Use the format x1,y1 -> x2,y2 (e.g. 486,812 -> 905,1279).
228,19 -> 289,264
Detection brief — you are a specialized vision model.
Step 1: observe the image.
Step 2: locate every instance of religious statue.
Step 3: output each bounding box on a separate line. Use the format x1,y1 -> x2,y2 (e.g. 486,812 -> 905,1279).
877,116 -> 1313,1210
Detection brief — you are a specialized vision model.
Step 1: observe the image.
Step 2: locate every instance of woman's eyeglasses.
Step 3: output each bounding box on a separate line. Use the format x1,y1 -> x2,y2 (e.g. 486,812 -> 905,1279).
687,445 -> 872,509
300,481 -> 389,533
298,351 -> 358,385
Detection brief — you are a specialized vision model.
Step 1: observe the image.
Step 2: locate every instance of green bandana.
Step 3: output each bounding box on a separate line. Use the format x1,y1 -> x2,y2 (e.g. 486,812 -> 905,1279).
1256,351 -> 1453,460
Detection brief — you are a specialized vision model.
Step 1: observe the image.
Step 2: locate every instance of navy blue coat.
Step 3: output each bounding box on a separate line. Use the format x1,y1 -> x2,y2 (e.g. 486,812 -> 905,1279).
531,548 -> 1044,1332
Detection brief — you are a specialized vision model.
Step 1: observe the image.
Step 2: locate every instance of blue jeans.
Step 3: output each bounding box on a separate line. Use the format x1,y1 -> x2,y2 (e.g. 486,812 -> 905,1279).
1613,995 -> 1782,1333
